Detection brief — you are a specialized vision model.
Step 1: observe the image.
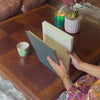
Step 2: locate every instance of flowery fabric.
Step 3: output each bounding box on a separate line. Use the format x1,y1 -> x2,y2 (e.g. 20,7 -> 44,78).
66,74 -> 100,100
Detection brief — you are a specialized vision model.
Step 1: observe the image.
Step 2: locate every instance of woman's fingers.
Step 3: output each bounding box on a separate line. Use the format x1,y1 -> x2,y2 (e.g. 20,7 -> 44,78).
67,52 -> 74,60
59,58 -> 64,68
47,56 -> 68,78
47,56 -> 58,70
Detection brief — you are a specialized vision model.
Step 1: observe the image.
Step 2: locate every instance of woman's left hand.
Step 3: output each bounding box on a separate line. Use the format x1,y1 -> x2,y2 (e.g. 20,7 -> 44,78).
47,56 -> 69,79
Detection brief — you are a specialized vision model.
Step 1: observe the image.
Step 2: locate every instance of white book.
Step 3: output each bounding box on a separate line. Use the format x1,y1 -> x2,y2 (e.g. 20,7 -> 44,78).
42,21 -> 74,72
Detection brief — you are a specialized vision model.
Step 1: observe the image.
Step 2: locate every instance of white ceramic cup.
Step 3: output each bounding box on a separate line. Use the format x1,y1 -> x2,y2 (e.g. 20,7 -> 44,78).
17,42 -> 29,57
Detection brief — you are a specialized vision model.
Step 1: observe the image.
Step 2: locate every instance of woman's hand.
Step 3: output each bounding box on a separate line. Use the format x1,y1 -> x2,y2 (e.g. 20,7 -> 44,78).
67,52 -> 83,70
47,56 -> 69,79
47,56 -> 73,90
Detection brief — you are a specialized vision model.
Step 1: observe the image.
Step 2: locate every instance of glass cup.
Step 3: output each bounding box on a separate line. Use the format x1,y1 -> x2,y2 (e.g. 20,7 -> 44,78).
54,11 -> 66,27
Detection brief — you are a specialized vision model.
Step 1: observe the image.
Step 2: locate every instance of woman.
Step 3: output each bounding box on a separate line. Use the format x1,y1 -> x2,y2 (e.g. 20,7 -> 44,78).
47,52 -> 100,100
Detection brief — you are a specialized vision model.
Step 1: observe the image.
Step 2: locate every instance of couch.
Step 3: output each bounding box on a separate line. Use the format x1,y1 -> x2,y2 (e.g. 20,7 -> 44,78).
0,0 -> 46,21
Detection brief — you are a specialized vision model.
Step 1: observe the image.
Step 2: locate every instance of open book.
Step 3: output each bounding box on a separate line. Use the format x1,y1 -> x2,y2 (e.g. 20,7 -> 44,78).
25,21 -> 74,75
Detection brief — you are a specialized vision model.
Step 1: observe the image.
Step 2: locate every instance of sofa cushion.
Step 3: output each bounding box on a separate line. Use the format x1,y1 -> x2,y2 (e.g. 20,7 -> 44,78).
21,0 -> 46,13
0,0 -> 21,21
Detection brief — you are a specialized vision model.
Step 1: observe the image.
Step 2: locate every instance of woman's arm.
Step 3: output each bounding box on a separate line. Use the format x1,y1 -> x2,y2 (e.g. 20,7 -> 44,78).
79,62 -> 100,79
68,52 -> 100,78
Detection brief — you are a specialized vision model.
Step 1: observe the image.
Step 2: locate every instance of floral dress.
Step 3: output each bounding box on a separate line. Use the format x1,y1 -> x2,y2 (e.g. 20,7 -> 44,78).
66,74 -> 100,100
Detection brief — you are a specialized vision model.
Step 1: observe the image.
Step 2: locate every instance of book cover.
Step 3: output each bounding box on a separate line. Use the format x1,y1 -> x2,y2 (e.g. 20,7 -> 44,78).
25,31 -> 58,74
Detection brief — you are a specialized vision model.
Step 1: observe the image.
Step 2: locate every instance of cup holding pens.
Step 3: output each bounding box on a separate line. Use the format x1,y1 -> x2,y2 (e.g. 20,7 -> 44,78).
54,11 -> 66,28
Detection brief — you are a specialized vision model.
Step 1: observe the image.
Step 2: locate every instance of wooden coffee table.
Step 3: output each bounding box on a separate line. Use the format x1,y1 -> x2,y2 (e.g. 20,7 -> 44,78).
0,4 -> 100,100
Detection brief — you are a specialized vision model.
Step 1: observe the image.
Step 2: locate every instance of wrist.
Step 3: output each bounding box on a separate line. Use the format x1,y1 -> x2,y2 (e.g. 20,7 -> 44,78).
62,76 -> 73,90
61,74 -> 70,80
61,74 -> 71,85
78,61 -> 85,71
62,75 -> 71,82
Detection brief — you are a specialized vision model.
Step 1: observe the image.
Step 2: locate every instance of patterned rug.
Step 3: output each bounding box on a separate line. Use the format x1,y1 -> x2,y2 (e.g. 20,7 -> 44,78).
0,77 -> 26,100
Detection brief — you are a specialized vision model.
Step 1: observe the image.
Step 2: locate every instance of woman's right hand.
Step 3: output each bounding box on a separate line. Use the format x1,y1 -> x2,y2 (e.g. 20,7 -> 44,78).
67,52 -> 83,70
47,56 -> 69,79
